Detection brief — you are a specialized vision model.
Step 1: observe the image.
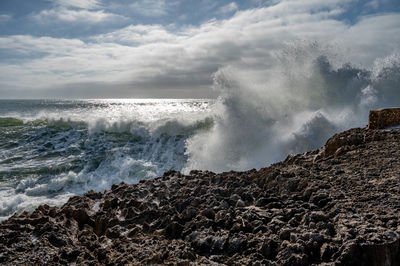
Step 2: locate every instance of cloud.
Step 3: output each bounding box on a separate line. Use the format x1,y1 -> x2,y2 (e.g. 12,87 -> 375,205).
267,0 -> 354,13
335,13 -> 400,65
31,7 -> 126,24
0,14 -> 12,22
50,0 -> 102,10
218,2 -> 239,14
1,0 -> 400,98
130,0 -> 172,17
94,24 -> 177,44
364,0 -> 380,10
0,35 -> 85,55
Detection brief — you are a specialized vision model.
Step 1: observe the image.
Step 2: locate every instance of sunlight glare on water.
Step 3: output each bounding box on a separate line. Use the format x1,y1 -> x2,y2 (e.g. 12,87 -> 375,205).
0,99 -> 215,221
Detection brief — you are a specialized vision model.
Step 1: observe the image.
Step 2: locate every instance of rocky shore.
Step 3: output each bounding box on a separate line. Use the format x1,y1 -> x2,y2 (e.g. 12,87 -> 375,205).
1,127 -> 400,265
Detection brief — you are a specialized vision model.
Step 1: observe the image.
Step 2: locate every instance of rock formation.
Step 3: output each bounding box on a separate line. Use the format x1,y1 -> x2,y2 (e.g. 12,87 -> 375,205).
1,127 -> 400,265
369,108 -> 400,129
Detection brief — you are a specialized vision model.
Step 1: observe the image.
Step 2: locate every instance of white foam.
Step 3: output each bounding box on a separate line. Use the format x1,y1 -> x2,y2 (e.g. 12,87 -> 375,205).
183,43 -> 400,173
0,187 -> 74,221
0,99 -> 214,219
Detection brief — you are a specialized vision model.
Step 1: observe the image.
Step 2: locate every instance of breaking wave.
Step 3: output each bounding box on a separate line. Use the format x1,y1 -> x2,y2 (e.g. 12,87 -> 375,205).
184,42 -> 400,172
0,101 -> 213,220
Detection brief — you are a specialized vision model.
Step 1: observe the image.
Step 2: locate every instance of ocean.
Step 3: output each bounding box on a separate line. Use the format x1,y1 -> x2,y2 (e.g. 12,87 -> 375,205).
0,99 -> 214,220
1,49 -> 399,221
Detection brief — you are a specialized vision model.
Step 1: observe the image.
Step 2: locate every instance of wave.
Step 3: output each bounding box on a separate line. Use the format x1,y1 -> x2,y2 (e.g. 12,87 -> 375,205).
0,117 -> 24,127
184,42 -> 400,172
0,113 -> 213,220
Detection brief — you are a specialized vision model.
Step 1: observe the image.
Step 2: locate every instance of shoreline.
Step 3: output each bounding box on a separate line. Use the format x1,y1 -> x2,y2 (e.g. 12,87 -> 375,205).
1,127 -> 400,265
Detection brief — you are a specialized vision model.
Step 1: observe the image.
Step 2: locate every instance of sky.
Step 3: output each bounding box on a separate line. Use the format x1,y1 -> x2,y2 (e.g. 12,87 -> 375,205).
0,0 -> 399,99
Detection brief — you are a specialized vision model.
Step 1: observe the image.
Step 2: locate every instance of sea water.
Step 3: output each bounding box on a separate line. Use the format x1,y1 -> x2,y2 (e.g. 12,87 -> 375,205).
1,44 -> 399,220
0,99 -> 214,220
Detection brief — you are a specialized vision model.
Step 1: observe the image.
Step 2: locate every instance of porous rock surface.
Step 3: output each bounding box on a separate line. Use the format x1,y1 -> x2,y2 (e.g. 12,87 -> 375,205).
1,127 -> 400,265
369,108 -> 400,129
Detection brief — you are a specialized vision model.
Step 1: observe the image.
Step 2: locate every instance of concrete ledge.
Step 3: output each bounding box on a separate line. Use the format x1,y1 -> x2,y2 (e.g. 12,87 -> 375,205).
369,108 -> 400,129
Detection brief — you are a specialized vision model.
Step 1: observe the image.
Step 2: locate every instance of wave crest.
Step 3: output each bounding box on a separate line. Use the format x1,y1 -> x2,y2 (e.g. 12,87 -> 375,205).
184,43 -> 400,173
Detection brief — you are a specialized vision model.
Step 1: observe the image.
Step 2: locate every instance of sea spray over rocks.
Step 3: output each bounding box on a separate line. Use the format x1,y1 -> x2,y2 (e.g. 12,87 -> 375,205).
1,127 -> 400,265
184,43 -> 400,172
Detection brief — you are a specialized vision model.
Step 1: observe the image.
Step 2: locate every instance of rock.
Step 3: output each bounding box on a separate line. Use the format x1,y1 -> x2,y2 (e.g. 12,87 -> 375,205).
310,211 -> 328,223
236,199 -> 245,208
164,222 -> 183,239
228,236 -> 247,253
260,239 -> 278,259
325,136 -> 346,156
320,243 -> 334,261
369,108 -> 400,129
200,209 -> 215,220
279,228 -> 292,241
105,225 -> 122,239
1,126 -> 400,265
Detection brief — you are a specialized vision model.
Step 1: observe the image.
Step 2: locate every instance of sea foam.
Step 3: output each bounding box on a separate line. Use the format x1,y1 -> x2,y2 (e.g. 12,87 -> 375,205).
184,43 -> 400,172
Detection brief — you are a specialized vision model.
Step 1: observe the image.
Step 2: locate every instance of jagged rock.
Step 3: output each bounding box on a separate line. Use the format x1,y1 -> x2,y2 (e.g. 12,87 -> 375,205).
369,108 -> 400,129
164,222 -> 183,239
1,127 -> 400,265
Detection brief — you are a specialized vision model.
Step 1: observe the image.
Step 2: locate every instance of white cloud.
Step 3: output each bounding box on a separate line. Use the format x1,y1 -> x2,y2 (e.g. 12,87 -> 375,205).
1,0 -> 400,98
0,35 -> 85,55
50,0 -> 102,10
218,2 -> 239,14
32,7 -> 125,23
94,24 -> 177,44
335,13 -> 400,64
267,0 -> 354,15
